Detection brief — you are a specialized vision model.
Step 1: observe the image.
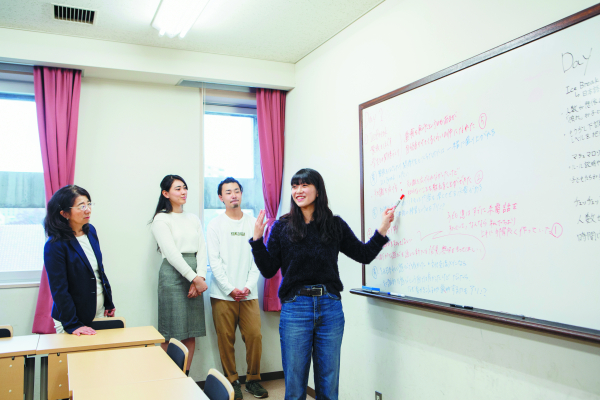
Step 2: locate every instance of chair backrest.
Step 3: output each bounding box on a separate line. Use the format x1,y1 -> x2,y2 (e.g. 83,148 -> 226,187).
90,317 -> 126,330
0,325 -> 13,338
204,368 -> 234,400
166,338 -> 188,372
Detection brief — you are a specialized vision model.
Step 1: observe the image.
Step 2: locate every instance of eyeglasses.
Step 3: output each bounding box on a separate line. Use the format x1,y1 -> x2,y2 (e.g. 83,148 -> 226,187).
70,202 -> 94,211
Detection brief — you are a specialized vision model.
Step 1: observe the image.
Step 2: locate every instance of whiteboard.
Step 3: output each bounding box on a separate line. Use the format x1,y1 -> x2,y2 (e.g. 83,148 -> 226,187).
360,7 -> 600,334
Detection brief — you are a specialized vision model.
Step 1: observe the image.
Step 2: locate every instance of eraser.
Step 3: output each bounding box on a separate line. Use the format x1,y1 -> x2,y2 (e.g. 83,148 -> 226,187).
362,286 -> 381,293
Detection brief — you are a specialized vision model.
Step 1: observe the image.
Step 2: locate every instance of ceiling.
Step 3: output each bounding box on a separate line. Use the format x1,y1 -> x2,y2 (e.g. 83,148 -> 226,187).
0,0 -> 385,63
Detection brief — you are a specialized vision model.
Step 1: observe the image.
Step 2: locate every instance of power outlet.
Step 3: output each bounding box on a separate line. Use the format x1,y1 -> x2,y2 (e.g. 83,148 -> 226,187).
375,391 -> 382,400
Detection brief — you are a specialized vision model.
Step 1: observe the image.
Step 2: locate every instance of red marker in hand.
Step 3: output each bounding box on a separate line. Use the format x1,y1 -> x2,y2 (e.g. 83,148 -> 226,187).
392,194 -> 405,209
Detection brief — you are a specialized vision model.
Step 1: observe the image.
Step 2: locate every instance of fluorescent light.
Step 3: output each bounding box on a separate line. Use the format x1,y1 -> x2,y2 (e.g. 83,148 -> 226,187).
151,0 -> 210,39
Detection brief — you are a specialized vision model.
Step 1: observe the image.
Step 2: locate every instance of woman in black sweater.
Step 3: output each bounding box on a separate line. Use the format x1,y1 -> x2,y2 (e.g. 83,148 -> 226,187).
250,168 -> 394,400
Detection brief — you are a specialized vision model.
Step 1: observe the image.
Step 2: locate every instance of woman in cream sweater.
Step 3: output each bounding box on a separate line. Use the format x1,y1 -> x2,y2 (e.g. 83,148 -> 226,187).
151,174 -> 207,375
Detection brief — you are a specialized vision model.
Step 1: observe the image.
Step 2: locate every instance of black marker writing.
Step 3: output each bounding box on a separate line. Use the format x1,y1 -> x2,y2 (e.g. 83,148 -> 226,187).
563,48 -> 593,75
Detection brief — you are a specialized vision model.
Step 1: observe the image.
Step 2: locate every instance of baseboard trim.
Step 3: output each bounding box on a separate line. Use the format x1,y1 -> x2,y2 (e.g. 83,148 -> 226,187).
307,385 -> 316,398
197,370 -> 285,389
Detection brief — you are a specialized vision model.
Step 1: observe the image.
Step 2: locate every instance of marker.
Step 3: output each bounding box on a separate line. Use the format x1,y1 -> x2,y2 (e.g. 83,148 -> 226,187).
387,292 -> 405,297
450,304 -> 473,310
392,194 -> 405,209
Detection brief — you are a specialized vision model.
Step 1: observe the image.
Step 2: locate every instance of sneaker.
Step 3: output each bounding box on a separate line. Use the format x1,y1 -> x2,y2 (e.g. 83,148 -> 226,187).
245,380 -> 269,398
232,380 -> 243,400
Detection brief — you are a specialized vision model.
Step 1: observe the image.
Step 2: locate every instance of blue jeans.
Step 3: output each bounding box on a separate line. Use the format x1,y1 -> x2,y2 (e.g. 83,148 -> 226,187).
280,285 -> 345,400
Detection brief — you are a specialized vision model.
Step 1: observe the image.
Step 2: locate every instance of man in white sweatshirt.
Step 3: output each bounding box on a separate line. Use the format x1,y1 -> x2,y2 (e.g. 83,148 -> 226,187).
207,177 -> 268,400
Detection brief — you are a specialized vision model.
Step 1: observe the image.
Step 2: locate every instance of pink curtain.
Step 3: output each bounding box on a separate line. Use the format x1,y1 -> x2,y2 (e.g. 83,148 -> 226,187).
256,89 -> 286,312
32,67 -> 82,334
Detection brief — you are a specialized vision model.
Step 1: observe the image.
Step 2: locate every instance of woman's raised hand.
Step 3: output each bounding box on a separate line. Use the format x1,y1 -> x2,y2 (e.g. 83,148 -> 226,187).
72,326 -> 96,336
378,207 -> 395,237
253,210 -> 268,241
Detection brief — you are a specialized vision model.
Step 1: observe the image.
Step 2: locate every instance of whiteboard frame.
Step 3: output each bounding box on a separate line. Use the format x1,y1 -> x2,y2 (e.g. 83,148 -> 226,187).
357,2 -> 600,344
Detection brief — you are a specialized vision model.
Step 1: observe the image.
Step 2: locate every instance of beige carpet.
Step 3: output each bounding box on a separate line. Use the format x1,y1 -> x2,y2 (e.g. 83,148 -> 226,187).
238,379 -> 315,399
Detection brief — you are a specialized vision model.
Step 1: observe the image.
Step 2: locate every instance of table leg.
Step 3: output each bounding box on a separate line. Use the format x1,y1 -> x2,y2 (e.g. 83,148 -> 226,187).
25,356 -> 35,400
40,356 -> 48,400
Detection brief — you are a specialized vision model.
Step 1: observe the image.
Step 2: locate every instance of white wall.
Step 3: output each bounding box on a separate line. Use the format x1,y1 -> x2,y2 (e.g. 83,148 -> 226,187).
0,287 -> 38,334
0,28 -> 295,90
285,0 -> 600,399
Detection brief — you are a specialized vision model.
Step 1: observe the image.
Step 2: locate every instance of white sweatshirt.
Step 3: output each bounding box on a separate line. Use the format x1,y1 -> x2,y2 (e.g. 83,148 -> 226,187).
151,211 -> 207,282
206,212 -> 259,301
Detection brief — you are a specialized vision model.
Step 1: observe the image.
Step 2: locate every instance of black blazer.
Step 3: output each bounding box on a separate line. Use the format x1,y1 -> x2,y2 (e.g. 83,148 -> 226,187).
44,224 -> 114,334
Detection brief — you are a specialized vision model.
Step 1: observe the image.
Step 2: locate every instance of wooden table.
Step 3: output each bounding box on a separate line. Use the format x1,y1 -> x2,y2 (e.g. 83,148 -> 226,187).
0,335 -> 39,400
36,326 -> 164,400
70,377 -> 208,400
67,346 -> 187,398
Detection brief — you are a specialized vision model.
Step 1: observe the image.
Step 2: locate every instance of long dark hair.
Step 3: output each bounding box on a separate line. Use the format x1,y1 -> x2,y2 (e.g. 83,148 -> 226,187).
44,185 -> 91,242
152,174 -> 188,220
281,168 -> 341,243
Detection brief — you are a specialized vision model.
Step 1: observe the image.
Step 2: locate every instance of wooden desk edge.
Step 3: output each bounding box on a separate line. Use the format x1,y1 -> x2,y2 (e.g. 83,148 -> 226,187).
35,326 -> 164,354
0,335 -> 40,358
70,377 -> 205,400
36,338 -> 163,354
0,350 -> 39,358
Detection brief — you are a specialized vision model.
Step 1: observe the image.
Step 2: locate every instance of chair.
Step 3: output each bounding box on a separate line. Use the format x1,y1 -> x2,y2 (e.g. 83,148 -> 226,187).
90,317 -> 126,330
166,338 -> 188,372
0,325 -> 13,338
204,368 -> 234,400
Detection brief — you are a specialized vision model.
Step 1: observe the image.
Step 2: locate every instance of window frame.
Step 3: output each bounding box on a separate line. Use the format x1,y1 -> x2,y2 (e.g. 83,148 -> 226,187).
0,87 -> 45,288
202,105 -> 263,215
202,105 -> 265,266
0,93 -> 35,102
203,106 -> 258,180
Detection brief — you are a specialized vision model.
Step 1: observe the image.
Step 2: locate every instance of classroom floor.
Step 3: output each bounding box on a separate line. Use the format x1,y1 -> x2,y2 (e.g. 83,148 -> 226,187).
236,379 -> 315,399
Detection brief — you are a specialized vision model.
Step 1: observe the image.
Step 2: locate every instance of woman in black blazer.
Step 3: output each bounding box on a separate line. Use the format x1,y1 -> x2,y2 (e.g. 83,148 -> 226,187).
44,185 -> 115,335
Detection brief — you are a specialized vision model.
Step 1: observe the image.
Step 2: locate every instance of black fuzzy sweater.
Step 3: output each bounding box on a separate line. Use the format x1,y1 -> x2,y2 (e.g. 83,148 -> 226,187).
249,216 -> 389,301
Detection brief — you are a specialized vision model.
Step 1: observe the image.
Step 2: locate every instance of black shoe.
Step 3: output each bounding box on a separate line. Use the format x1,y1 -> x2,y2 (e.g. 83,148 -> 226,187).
232,380 -> 243,400
246,380 -> 269,398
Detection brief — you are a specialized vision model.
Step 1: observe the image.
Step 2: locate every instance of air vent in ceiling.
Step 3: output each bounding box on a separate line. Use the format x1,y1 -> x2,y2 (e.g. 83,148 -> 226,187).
53,4 -> 95,25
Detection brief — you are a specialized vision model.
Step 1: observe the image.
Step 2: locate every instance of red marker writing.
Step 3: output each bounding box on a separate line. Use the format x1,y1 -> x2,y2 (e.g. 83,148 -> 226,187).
393,194 -> 405,209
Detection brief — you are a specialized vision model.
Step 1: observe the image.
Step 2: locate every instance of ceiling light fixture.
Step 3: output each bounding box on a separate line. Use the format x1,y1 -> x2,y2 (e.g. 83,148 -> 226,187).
151,0 -> 210,39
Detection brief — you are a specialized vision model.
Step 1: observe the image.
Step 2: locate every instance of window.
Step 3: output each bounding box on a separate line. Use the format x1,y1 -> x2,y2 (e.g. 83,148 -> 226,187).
0,92 -> 45,286
203,103 -> 264,235
204,113 -> 255,178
